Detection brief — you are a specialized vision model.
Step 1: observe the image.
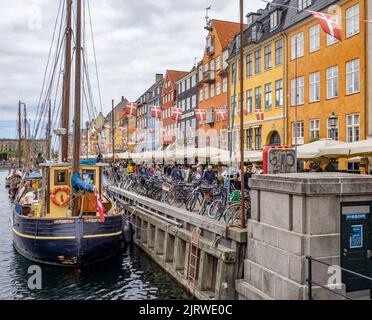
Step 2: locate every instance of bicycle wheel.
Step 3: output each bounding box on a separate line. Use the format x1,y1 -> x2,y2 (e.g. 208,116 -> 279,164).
208,199 -> 226,220
188,193 -> 199,212
224,204 -> 242,224
165,192 -> 177,205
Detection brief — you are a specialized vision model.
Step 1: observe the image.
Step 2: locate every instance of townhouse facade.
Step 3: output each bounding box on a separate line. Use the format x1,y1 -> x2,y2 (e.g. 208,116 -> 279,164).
161,69 -> 188,147
197,19 -> 241,149
175,67 -> 198,147
228,0 -> 288,152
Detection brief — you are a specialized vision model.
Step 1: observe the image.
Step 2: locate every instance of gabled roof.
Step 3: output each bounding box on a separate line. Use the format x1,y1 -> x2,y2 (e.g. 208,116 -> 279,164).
212,19 -> 242,49
166,69 -> 189,85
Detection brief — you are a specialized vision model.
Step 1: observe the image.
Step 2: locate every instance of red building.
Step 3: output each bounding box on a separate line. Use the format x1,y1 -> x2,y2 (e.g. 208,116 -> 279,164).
161,69 -> 188,147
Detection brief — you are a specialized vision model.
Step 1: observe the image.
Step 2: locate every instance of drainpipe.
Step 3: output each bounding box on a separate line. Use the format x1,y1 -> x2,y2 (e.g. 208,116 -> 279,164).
364,0 -> 368,138
282,31 -> 289,145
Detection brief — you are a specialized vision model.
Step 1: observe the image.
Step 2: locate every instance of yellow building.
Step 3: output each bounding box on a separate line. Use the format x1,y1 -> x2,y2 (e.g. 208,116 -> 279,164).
228,5 -> 288,151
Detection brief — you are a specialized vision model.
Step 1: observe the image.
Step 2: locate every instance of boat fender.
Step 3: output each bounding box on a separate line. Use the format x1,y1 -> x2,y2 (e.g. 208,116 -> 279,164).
123,219 -> 133,244
50,185 -> 71,207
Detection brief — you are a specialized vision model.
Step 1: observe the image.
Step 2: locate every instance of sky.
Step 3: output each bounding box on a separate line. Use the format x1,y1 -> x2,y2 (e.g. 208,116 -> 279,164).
0,0 -> 264,139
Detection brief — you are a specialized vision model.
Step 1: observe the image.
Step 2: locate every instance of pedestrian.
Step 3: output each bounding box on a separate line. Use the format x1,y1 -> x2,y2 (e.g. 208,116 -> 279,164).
202,165 -> 216,185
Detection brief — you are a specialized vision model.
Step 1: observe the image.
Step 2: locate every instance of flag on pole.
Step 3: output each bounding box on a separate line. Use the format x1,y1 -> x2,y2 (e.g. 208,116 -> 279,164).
150,105 -> 162,118
94,192 -> 106,222
308,10 -> 342,41
194,109 -> 206,122
254,109 -> 264,121
171,107 -> 183,121
216,108 -> 228,121
126,102 -> 137,116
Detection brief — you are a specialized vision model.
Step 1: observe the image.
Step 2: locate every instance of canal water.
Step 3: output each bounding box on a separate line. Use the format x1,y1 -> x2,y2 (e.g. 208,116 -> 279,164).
0,170 -> 190,300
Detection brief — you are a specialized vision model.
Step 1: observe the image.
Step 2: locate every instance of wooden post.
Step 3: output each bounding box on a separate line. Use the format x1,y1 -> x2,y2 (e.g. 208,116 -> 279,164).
18,100 -> 22,168
23,104 -> 28,167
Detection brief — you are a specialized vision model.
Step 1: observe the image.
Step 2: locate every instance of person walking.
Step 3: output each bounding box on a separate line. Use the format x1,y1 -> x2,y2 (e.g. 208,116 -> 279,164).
202,165 -> 216,185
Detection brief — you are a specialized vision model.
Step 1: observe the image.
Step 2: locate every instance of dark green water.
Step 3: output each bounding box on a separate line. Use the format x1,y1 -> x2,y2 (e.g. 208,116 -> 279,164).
0,170 -> 190,300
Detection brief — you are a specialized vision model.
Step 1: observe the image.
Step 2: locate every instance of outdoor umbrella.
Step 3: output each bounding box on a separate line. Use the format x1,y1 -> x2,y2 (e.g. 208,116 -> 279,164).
297,139 -> 346,160
319,138 -> 372,158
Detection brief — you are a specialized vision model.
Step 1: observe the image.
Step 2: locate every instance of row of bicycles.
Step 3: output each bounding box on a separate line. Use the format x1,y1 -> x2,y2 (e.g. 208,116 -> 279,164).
115,173 -> 251,225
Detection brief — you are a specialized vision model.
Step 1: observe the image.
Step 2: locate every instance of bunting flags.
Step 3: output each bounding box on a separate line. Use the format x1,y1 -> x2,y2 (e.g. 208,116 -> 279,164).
150,105 -> 162,118
94,192 -> 106,222
126,102 -> 137,116
216,109 -> 228,121
254,109 -> 264,121
171,107 -> 183,121
194,109 -> 206,122
308,10 -> 342,41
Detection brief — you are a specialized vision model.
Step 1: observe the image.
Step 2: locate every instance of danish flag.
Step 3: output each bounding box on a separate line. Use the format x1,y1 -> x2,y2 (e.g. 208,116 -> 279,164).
254,109 -> 264,121
216,109 -> 228,121
171,107 -> 183,121
150,105 -> 162,119
194,109 -> 206,122
126,102 -> 137,116
94,192 -> 106,222
308,10 -> 342,41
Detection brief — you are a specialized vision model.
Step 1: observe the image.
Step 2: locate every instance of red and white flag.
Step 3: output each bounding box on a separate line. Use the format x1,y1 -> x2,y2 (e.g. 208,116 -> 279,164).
216,109 -> 228,121
150,105 -> 162,119
254,109 -> 264,121
308,10 -> 342,41
171,107 -> 183,121
126,102 -> 137,116
94,192 -> 106,222
194,109 -> 206,122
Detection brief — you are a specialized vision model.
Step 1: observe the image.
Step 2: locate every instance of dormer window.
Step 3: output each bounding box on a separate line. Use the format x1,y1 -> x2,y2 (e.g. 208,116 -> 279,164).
298,0 -> 312,12
206,35 -> 214,55
247,15 -> 253,26
270,11 -> 278,29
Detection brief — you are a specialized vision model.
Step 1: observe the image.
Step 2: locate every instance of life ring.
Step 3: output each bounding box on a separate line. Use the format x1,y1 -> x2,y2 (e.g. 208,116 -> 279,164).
50,185 -> 71,207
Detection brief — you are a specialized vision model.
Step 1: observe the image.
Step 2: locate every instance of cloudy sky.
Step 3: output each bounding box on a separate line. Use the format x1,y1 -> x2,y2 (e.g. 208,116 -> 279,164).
0,0 -> 263,138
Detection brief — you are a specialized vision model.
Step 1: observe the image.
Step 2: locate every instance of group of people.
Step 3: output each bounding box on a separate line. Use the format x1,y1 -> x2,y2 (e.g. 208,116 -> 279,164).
110,160 -> 264,189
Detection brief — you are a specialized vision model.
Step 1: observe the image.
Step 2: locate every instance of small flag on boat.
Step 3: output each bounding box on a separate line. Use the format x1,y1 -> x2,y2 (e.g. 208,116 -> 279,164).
308,10 -> 342,41
95,192 -> 105,222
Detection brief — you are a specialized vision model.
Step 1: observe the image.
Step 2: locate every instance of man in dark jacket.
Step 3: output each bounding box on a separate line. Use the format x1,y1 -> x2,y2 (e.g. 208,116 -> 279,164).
202,165 -> 216,185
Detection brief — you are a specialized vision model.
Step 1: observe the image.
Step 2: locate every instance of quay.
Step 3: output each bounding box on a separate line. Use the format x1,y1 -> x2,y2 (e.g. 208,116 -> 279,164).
110,172 -> 372,300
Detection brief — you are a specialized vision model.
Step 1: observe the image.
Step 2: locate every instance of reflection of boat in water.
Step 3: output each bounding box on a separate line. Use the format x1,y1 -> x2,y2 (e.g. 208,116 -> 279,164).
11,0 -> 130,267
12,162 -> 125,267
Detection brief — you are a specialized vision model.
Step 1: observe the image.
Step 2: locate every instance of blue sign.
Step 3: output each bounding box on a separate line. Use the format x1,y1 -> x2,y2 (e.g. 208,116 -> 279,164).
345,214 -> 367,221
350,225 -> 363,249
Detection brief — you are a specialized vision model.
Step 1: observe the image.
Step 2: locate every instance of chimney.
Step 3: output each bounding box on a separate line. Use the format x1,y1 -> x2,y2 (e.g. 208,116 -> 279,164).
155,73 -> 163,83
121,96 -> 125,102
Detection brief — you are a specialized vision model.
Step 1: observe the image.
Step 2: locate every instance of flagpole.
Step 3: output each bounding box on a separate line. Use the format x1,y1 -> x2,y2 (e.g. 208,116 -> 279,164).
239,0 -> 246,229
294,39 -> 298,157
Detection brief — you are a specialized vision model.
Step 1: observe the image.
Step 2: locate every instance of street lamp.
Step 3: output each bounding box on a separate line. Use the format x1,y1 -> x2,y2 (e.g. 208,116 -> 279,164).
329,112 -> 338,140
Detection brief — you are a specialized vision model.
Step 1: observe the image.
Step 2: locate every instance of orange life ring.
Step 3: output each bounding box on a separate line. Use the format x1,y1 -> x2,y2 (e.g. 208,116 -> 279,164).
50,185 -> 71,207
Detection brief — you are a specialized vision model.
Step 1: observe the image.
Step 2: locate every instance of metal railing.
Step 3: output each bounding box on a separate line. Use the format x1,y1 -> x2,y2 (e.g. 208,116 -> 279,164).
306,256 -> 372,300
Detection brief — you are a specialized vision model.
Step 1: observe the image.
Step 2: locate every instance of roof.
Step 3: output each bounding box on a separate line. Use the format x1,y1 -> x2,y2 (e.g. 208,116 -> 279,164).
166,70 -> 189,85
212,19 -> 242,49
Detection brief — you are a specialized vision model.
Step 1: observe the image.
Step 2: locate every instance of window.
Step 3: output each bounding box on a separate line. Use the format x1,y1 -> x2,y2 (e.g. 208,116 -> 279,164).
231,62 -> 237,83
222,50 -> 229,69
199,89 -> 203,102
309,24 -> 320,52
210,60 -> 215,80
199,65 -> 203,80
210,83 -> 215,98
326,65 -> 338,99
275,79 -> 283,107
327,117 -> 339,140
275,39 -> 283,65
292,121 -> 304,145
246,90 -> 253,113
346,4 -> 359,37
309,72 -> 320,102
264,83 -> 272,110
255,86 -> 262,109
216,81 -> 221,96
247,128 -> 253,150
222,78 -> 228,93
255,127 -> 262,150
347,114 -> 360,142
309,119 -> 320,140
255,49 -> 261,74
291,76 -> 304,106
327,33 -> 338,46
270,11 -> 278,29
191,95 -> 196,109
216,56 -> 221,70
291,32 -> 304,59
298,0 -> 312,11
264,45 -> 272,70
346,59 -> 360,95
246,54 -> 252,77
204,86 -> 209,100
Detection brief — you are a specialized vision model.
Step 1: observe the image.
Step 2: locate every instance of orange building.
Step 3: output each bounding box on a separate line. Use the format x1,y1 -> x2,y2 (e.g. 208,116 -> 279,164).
285,0 -> 369,148
197,19 -> 241,147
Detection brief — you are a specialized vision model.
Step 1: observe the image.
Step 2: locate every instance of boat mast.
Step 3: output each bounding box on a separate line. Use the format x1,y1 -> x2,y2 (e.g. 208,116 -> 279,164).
61,0 -> 72,162
112,99 -> 115,163
46,99 -> 52,161
18,100 -> 22,168
23,104 -> 28,168
72,0 -> 82,216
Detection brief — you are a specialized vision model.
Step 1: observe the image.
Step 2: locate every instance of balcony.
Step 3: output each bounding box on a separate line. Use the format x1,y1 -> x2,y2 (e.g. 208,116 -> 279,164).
203,70 -> 215,84
206,45 -> 214,56
218,67 -> 228,77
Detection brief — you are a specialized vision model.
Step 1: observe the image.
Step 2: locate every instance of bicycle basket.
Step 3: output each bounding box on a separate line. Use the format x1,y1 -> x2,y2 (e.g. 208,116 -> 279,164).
229,191 -> 241,203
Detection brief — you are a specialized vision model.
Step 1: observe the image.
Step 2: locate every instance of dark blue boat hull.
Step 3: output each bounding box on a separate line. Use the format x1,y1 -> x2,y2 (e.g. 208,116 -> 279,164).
12,211 -> 124,267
